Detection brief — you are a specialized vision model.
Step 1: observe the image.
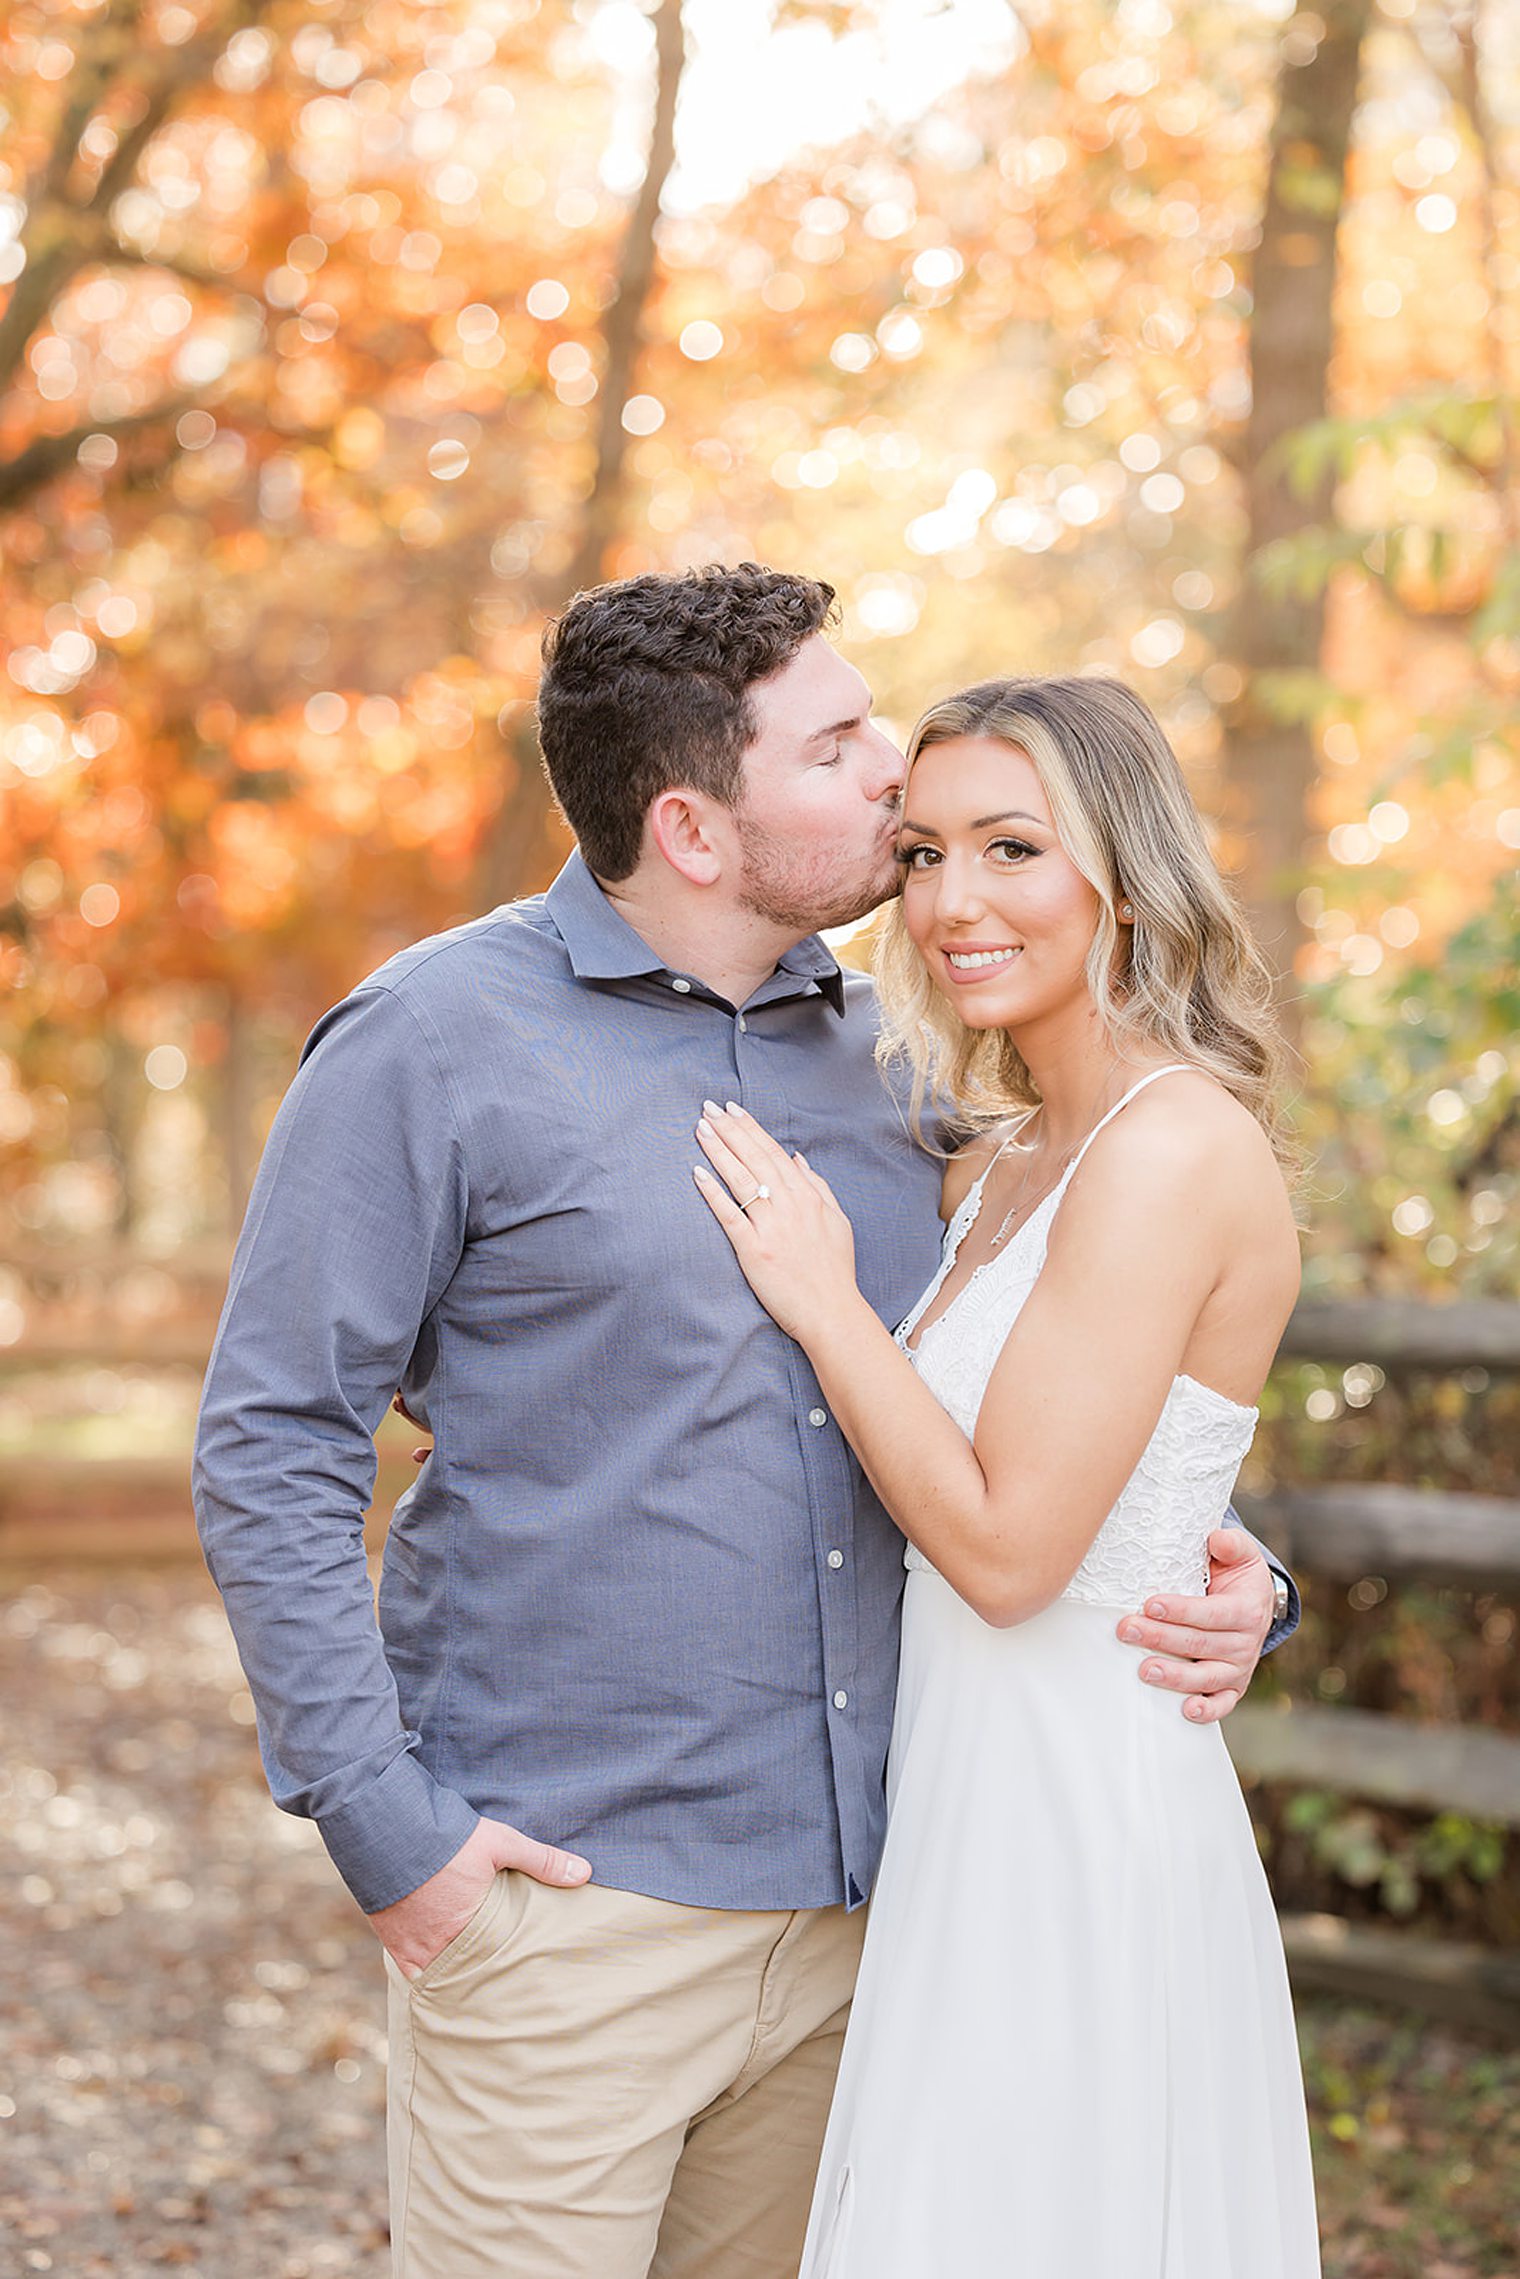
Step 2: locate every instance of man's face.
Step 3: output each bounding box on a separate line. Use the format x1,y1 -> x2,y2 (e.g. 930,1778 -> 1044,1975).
730,635 -> 905,936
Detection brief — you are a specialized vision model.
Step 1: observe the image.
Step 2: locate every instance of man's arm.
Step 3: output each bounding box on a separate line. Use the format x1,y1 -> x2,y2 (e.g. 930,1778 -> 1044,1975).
193,984 -> 586,1933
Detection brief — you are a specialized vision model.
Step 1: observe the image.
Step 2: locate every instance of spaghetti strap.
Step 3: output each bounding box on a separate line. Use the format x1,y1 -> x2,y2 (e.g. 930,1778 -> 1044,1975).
978,1065 -> 1194,1200
1061,1062 -> 1195,1183
900,1066 -> 1197,1349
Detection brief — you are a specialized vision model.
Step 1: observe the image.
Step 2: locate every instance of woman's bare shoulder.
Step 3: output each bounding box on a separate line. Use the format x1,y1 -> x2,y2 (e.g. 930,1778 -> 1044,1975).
1078,1067 -> 1297,1257
1118,1064 -> 1261,1143
1103,1069 -> 1302,1356
1118,1066 -> 1280,1172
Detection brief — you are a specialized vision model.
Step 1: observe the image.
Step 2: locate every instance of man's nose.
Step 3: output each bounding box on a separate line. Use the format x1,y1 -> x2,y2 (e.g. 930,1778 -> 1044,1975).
866,725 -> 905,805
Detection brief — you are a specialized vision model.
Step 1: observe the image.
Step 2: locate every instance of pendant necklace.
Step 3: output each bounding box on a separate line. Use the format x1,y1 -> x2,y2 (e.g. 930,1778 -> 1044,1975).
986,1067 -> 1123,1250
986,1119 -> 1082,1249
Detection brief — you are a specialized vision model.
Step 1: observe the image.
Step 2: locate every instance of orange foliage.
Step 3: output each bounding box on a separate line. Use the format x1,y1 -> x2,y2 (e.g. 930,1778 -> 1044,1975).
0,0 -> 1514,1243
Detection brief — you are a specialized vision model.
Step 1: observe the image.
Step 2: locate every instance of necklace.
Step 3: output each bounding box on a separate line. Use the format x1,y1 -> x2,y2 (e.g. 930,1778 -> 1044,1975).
985,1067 -> 1123,1249
986,1119 -> 1083,1248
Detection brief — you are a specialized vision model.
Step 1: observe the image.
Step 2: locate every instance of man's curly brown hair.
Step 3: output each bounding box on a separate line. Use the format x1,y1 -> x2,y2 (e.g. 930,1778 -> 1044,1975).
537,562 -> 838,880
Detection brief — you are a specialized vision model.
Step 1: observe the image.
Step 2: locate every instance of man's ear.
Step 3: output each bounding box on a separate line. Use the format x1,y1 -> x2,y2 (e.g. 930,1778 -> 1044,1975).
646,787 -> 729,887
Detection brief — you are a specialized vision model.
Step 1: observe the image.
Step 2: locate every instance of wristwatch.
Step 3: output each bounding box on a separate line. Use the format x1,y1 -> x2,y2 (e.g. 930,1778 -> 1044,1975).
1270,1570 -> 1291,1630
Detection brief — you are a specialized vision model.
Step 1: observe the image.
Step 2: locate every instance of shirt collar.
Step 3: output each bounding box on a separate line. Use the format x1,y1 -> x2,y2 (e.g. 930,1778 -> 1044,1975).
772,935 -> 847,1018
543,850 -> 667,980
543,849 -> 847,1016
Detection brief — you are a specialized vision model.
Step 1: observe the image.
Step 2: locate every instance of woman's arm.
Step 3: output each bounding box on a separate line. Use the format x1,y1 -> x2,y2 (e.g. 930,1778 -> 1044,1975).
694,1097 -> 1268,1629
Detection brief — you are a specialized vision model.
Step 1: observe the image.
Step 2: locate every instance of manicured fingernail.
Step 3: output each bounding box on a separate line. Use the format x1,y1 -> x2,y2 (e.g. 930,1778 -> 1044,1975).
725,1101 -> 742,1114
1121,1623 -> 1142,1644
693,1165 -> 711,1180
703,1099 -> 721,1115
697,1118 -> 713,1138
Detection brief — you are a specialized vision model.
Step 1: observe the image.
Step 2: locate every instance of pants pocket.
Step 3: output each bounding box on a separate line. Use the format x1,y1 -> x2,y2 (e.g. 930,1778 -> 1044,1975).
408,1868 -> 515,1996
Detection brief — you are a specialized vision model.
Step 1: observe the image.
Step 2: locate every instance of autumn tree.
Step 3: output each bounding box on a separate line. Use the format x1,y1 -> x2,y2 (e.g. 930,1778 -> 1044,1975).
1,0 -> 1514,1282
1223,0 -> 1374,991
0,0 -> 690,1227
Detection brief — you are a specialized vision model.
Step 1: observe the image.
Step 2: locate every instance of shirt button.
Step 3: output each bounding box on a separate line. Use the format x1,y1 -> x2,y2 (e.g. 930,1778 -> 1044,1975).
671,977 -> 692,993
737,1015 -> 748,1032
827,1550 -> 844,1570
808,1407 -> 828,1428
832,1690 -> 849,1710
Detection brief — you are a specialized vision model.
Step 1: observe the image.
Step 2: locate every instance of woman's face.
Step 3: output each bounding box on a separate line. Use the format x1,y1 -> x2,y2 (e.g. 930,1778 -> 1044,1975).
896,735 -> 1107,1034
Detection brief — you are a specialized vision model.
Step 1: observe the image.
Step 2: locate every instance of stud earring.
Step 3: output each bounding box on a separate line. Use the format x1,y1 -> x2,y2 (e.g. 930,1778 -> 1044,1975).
1119,901 -> 1134,921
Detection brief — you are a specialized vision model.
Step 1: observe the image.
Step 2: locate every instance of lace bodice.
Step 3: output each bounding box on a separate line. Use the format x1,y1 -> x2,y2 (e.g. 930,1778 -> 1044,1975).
895,1068 -> 1258,1611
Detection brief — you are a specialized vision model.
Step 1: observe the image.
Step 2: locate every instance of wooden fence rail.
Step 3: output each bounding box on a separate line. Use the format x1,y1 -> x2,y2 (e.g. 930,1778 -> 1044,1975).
1278,1916 -> 1520,2039
1279,1298 -> 1520,1370
0,1326 -> 219,1370
5,1292 -> 1520,1376
3,1280 -> 1519,2029
1226,1704 -> 1520,1827
1239,1484 -> 1520,1588
1253,1301 -> 1520,2031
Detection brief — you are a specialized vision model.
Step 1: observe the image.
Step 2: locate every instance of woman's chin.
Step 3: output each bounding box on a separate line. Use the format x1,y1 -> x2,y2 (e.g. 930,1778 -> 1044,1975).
934,988 -> 1023,1030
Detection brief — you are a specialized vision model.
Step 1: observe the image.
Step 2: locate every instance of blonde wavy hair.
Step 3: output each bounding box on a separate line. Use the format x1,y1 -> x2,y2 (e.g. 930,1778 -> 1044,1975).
874,674 -> 1299,1174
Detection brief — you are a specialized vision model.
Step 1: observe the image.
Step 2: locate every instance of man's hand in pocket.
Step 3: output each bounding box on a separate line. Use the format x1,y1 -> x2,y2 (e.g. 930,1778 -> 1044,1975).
368,1817 -> 592,1978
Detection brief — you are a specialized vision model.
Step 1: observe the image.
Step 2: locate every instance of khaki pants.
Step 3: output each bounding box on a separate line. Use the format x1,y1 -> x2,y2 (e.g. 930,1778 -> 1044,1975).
385,1873 -> 866,2279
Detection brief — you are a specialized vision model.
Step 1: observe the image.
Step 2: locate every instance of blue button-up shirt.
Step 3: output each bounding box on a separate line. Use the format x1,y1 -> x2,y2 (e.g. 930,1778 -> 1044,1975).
194,852 -> 947,1915
196,852 -> 1298,1917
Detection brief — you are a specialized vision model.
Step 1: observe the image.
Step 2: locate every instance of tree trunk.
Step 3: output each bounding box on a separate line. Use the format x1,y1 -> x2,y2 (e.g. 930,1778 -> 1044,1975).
1223,1 -> 1373,1001
476,0 -> 687,911
561,0 -> 685,602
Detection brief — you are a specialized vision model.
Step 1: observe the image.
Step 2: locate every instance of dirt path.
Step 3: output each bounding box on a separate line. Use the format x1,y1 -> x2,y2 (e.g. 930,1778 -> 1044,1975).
3,1564 -> 1516,2278
1,1565 -> 389,2279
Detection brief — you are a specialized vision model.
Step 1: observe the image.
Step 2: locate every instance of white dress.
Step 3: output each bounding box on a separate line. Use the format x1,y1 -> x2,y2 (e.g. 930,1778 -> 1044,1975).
800,1068 -> 1321,2278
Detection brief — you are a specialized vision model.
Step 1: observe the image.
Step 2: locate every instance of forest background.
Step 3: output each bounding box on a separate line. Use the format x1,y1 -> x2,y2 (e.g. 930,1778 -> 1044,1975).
1,1 -> 1518,2273
3,0 -> 1517,1286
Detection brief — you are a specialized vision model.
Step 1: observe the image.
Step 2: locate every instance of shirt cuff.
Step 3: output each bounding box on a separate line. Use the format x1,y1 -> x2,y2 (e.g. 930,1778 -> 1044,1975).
1261,1555 -> 1301,1656
315,1747 -> 483,1914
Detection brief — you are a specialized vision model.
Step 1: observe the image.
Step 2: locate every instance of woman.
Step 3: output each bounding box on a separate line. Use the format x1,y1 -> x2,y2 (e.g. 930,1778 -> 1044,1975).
693,675 -> 1320,2275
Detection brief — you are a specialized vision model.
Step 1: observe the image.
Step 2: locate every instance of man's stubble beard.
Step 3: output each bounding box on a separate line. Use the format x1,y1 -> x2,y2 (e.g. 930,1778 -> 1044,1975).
733,812 -> 901,939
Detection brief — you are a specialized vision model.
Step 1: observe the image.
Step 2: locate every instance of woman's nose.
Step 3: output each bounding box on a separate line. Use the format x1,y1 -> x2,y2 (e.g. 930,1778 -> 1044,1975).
932,857 -> 985,922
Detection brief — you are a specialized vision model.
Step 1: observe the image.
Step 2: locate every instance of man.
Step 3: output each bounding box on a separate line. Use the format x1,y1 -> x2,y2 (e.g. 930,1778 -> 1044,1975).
194,563 -> 1297,2278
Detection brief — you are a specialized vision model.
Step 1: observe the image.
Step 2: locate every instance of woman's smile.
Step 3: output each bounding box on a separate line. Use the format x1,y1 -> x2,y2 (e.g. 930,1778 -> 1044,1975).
941,944 -> 1023,982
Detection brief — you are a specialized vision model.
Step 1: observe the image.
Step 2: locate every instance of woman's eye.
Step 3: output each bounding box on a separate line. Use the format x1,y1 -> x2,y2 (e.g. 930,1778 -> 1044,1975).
897,843 -> 938,869
989,837 -> 1038,864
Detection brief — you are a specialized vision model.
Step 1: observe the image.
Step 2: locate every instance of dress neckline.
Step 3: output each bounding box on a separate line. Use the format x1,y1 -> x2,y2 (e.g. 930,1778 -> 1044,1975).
899,1064 -> 1195,1357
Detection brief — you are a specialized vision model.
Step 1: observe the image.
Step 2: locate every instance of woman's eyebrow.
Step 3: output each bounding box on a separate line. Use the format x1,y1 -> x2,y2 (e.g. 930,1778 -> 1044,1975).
898,809 -> 1044,835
